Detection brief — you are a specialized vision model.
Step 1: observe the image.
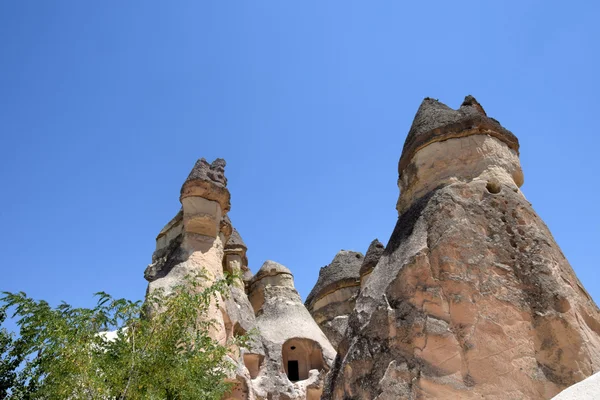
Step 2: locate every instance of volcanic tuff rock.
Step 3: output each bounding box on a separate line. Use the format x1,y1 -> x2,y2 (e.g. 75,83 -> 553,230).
248,261 -> 336,400
305,251 -> 364,349
321,96 -> 600,400
144,159 -> 334,400
359,239 -> 385,286
142,95 -> 600,400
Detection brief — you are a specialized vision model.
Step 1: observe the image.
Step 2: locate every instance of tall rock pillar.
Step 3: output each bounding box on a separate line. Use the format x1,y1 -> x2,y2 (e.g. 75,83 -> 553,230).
144,158 -> 232,344
324,96 -> 600,399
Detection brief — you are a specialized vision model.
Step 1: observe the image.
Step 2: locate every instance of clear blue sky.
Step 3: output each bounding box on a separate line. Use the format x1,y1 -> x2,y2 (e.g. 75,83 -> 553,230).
1,1 -> 599,310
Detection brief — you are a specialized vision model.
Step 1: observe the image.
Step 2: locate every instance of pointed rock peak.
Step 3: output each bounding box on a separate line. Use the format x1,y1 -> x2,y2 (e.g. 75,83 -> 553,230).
226,228 -> 247,250
366,238 -> 384,251
418,97 -> 454,111
364,239 -> 385,259
360,239 -> 385,277
460,95 -> 487,116
406,97 -> 462,143
183,157 -> 227,188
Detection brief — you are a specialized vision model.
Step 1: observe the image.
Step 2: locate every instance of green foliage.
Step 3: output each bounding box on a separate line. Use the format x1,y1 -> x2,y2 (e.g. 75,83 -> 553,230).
1,309 -> 24,398
0,273 -> 248,400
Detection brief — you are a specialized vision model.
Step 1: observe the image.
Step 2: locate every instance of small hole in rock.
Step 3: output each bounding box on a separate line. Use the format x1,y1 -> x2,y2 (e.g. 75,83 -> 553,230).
486,181 -> 501,194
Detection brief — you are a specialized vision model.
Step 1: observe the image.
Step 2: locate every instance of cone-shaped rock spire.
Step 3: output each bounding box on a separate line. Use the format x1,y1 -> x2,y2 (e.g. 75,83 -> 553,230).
324,96 -> 600,400
358,238 -> 385,279
305,250 -> 363,310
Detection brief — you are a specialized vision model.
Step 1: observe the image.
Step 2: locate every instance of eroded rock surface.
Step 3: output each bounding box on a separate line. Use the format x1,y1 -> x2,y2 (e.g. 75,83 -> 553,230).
359,239 -> 385,287
323,96 -> 600,400
248,261 -> 336,400
305,251 -> 363,349
144,158 -> 334,400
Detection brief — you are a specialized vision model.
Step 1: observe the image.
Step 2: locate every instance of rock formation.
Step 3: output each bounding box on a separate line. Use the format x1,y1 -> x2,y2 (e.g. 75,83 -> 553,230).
248,261 -> 336,400
144,158 -> 334,400
359,239 -> 385,288
142,95 -> 600,400
318,96 -> 600,399
305,251 -> 364,350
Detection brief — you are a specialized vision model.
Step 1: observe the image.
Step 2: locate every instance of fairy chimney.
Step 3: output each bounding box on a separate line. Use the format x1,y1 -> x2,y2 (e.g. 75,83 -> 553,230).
144,159 -> 335,400
322,96 -> 600,400
247,260 -> 336,400
305,251 -> 363,349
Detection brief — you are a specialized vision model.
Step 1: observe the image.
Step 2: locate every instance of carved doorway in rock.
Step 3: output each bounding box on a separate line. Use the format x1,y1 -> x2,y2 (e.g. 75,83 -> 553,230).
282,338 -> 325,382
287,360 -> 299,381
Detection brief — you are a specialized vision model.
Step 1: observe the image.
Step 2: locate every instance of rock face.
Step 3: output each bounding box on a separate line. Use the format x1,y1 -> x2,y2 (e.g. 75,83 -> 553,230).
321,96 -> 600,399
144,158 -> 334,400
305,251 -> 364,349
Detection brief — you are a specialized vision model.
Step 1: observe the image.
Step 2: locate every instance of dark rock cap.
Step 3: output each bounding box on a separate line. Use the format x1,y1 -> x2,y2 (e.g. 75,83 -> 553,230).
359,239 -> 385,277
179,157 -> 231,212
183,158 -> 227,188
226,228 -> 247,250
398,95 -> 520,177
305,250 -> 363,309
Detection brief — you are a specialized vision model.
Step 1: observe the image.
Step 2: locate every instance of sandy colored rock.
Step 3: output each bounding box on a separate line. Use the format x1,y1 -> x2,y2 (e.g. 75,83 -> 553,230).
398,95 -> 519,182
144,159 -> 335,400
224,225 -> 249,289
247,260 -> 336,399
323,96 -> 600,400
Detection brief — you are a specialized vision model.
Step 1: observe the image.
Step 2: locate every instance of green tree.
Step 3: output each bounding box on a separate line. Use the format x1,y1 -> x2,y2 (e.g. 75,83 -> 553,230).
0,273 -> 247,400
1,309 -> 23,398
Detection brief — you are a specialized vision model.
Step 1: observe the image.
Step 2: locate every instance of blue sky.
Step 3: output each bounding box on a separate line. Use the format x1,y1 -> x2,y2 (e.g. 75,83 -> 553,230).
1,1 -> 599,310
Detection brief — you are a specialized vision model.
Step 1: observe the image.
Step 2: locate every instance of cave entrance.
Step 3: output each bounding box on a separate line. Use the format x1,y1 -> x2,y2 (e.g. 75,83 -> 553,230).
282,338 -> 325,382
287,360 -> 299,382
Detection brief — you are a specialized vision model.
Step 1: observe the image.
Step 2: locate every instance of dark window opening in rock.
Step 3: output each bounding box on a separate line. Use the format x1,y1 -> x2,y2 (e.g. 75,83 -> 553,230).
288,360 -> 299,381
486,181 -> 501,194
282,338 -> 325,382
